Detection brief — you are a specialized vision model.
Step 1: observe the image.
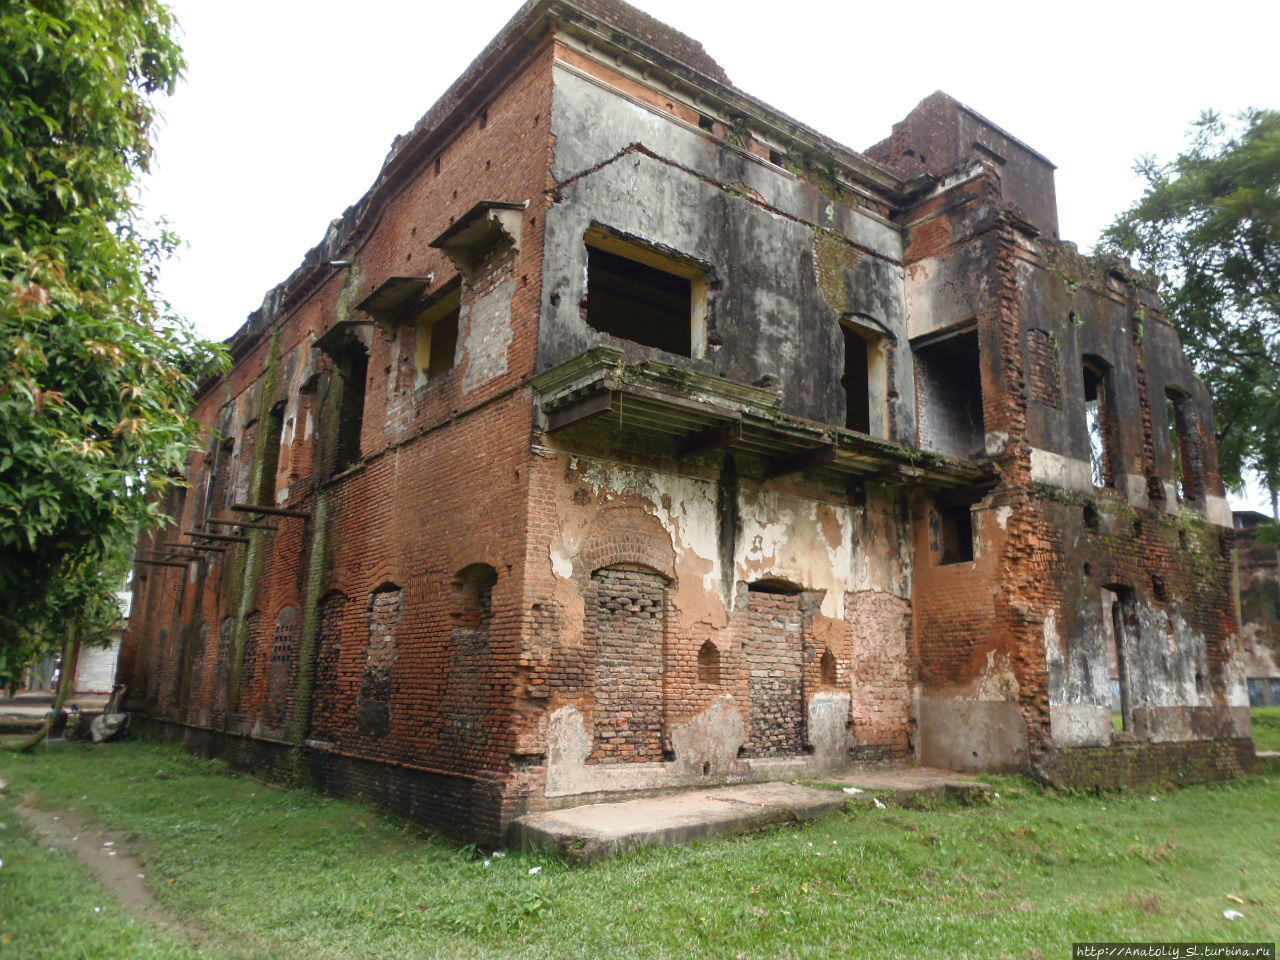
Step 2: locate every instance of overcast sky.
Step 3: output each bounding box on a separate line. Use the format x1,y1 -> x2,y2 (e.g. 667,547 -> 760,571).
141,0 -> 1279,509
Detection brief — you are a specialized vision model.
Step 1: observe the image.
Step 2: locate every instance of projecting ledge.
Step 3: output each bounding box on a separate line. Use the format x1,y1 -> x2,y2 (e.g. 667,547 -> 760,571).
531,348 -> 989,488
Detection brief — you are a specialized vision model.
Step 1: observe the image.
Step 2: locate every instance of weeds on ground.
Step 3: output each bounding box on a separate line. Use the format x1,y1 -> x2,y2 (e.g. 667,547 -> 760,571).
0,738 -> 1277,959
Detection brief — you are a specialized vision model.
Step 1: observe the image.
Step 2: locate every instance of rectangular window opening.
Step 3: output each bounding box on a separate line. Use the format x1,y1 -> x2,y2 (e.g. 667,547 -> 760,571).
584,227 -> 703,358
1103,585 -> 1136,733
334,346 -> 368,472
936,501 -> 974,565
914,328 -> 984,458
1083,358 -> 1114,488
842,324 -> 871,433
202,437 -> 233,524
1165,388 -> 1201,501
256,403 -> 285,505
416,283 -> 461,381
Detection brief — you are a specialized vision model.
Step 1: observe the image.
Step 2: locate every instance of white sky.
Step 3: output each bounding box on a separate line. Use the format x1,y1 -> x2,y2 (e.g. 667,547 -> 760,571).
141,0 -> 1279,510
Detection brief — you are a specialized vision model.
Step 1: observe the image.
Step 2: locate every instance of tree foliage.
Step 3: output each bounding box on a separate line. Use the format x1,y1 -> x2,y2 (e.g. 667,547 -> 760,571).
0,1 -> 225,662
1101,109 -> 1280,510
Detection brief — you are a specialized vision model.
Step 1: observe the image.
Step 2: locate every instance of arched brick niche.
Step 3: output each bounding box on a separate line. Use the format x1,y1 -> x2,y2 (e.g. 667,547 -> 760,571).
575,506 -> 677,584
309,591 -> 347,741
357,584 -> 402,739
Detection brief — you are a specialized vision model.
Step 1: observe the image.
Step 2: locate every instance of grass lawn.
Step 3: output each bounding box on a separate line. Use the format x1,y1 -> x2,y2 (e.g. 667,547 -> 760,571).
0,738 -> 1276,960
1253,705 -> 1280,752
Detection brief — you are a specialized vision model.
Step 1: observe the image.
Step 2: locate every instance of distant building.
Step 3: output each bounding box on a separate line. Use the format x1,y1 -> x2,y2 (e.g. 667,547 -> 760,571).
122,0 -> 1255,842
1234,511 -> 1280,706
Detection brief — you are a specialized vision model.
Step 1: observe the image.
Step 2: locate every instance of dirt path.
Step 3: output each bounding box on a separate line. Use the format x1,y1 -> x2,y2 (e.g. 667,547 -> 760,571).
14,799 -> 214,950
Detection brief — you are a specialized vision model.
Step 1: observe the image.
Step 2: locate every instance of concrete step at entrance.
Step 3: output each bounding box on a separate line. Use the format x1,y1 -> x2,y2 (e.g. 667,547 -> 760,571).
511,781 -> 845,863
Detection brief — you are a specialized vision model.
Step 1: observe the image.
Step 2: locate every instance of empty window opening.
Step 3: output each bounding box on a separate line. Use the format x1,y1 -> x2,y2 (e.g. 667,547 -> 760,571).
1083,503 -> 1100,533
334,343 -> 369,472
698,114 -> 716,133
842,324 -> 870,433
747,578 -> 804,595
1082,357 -> 1115,488
840,317 -> 889,436
936,501 -> 974,565
203,437 -> 233,523
256,402 -> 285,505
914,328 -> 984,458
415,282 -> 460,382
584,227 -> 705,358
1165,388 -> 1202,501
697,640 -> 721,684
819,648 -> 838,686
1103,585 -> 1136,733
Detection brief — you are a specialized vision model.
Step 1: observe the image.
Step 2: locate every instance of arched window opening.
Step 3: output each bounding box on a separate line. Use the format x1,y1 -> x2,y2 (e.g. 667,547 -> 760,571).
820,648 -> 838,686
697,640 -> 721,685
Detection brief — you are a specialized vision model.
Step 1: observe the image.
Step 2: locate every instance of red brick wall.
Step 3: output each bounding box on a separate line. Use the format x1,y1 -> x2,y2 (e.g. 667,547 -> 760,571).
123,37 -> 559,842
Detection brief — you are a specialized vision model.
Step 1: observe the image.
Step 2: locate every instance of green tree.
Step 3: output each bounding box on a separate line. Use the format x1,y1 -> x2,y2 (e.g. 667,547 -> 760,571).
0,0 -> 225,680
1101,109 -> 1280,516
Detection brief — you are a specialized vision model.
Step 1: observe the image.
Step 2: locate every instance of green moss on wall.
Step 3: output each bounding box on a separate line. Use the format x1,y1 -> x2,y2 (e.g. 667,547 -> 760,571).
814,229 -> 852,317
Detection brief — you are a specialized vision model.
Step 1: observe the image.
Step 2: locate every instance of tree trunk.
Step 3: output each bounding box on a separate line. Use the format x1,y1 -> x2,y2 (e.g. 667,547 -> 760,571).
13,623 -> 78,753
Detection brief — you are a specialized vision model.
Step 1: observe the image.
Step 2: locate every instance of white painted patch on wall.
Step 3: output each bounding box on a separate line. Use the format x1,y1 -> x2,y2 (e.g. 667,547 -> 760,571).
1121,473 -> 1149,510
734,489 -> 853,618
1204,495 -> 1233,528
995,505 -> 1013,530
558,458 -> 722,596
984,431 -> 1009,457
1029,447 -> 1093,494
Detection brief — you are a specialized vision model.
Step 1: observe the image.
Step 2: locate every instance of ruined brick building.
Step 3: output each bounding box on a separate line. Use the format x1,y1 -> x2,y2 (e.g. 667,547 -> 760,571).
122,0 -> 1256,842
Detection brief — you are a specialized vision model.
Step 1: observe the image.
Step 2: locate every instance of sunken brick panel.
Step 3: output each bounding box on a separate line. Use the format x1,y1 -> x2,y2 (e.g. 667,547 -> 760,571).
1026,328 -> 1061,409
308,593 -> 346,741
356,588 -> 401,739
266,606 -> 299,730
588,566 -> 665,763
743,593 -> 805,758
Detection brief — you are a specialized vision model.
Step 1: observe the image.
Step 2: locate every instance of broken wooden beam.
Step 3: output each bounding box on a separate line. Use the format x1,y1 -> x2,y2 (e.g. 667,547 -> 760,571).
765,444 -> 838,479
207,517 -> 278,531
677,420 -> 742,459
546,389 -> 613,433
229,503 -> 311,519
184,530 -> 250,544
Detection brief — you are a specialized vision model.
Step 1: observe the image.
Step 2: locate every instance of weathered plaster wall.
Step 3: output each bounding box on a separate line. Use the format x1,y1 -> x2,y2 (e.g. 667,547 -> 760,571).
541,58 -> 916,439
509,447 -> 913,805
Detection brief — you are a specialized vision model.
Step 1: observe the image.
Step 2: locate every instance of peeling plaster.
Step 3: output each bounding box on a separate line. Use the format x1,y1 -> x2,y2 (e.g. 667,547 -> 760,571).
735,488 -> 853,619
995,505 -> 1013,530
